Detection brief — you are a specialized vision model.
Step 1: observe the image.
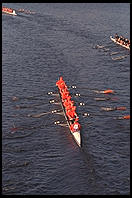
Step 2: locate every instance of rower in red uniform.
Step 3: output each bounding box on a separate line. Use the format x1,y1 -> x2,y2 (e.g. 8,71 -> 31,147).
60,85 -> 69,95
58,81 -> 66,93
56,76 -> 64,87
61,89 -> 70,102
66,103 -> 76,111
63,96 -> 72,107
66,109 -> 76,121
70,118 -> 81,132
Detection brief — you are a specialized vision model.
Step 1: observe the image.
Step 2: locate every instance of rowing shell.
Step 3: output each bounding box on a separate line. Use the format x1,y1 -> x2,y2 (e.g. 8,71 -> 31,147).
57,88 -> 81,147
2,10 -> 17,16
110,36 -> 130,50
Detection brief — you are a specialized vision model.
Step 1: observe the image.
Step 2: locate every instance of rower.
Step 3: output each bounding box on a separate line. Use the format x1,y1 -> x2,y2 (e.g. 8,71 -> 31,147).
58,82 -> 66,93
61,90 -> 70,102
115,33 -> 119,41
63,95 -> 72,107
70,117 -> 81,132
119,36 -> 124,44
56,76 -> 64,87
66,109 -> 76,121
66,103 -> 76,111
64,96 -> 75,109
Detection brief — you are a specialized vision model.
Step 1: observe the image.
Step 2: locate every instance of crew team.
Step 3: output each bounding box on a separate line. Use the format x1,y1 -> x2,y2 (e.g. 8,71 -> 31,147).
56,77 -> 81,133
115,33 -> 130,48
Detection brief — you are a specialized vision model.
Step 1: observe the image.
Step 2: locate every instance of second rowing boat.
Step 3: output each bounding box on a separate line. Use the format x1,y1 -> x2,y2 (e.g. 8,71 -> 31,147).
110,36 -> 130,50
2,7 -> 17,16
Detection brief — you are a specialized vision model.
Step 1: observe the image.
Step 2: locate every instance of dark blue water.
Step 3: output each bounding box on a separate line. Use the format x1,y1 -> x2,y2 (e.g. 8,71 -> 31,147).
2,3 -> 130,195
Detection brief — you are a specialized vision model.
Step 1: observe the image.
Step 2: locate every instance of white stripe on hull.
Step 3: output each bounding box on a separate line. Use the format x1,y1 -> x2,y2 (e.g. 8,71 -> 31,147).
2,10 -> 17,16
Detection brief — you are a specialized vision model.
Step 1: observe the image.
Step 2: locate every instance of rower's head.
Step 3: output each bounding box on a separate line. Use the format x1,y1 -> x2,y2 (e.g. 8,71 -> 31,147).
71,101 -> 74,105
67,96 -> 71,100
60,76 -> 63,81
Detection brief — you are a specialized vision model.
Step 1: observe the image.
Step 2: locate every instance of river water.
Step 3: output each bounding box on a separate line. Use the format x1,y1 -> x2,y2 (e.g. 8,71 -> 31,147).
2,3 -> 130,195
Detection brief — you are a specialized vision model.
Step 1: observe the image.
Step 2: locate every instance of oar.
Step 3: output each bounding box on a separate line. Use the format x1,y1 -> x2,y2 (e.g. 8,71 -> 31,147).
82,113 -> 130,120
10,125 -> 38,133
116,115 -> 130,120
14,102 -> 48,109
54,120 -> 68,127
78,102 -> 126,110
69,86 -> 115,94
111,55 -> 128,60
49,99 -> 61,105
100,106 -> 126,111
74,93 -> 118,101
110,51 -> 119,56
47,92 -> 59,96
13,109 -> 63,118
27,109 -> 63,118
11,90 -> 59,102
12,95 -> 47,101
94,97 -> 119,101
95,45 -> 110,51
17,8 -> 35,14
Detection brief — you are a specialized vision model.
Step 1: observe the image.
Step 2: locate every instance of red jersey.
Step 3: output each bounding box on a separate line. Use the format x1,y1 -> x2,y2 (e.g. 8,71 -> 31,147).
56,77 -> 64,87
58,82 -> 66,90
63,99 -> 70,107
66,110 -> 76,120
66,104 -> 76,112
61,91 -> 69,100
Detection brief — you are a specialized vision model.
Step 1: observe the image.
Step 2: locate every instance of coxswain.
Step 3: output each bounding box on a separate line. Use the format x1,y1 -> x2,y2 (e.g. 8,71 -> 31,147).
70,118 -> 81,132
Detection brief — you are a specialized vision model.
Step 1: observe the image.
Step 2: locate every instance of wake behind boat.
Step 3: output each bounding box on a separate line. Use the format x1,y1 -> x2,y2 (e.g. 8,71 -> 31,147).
2,7 -> 17,16
110,35 -> 130,50
56,77 -> 81,147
